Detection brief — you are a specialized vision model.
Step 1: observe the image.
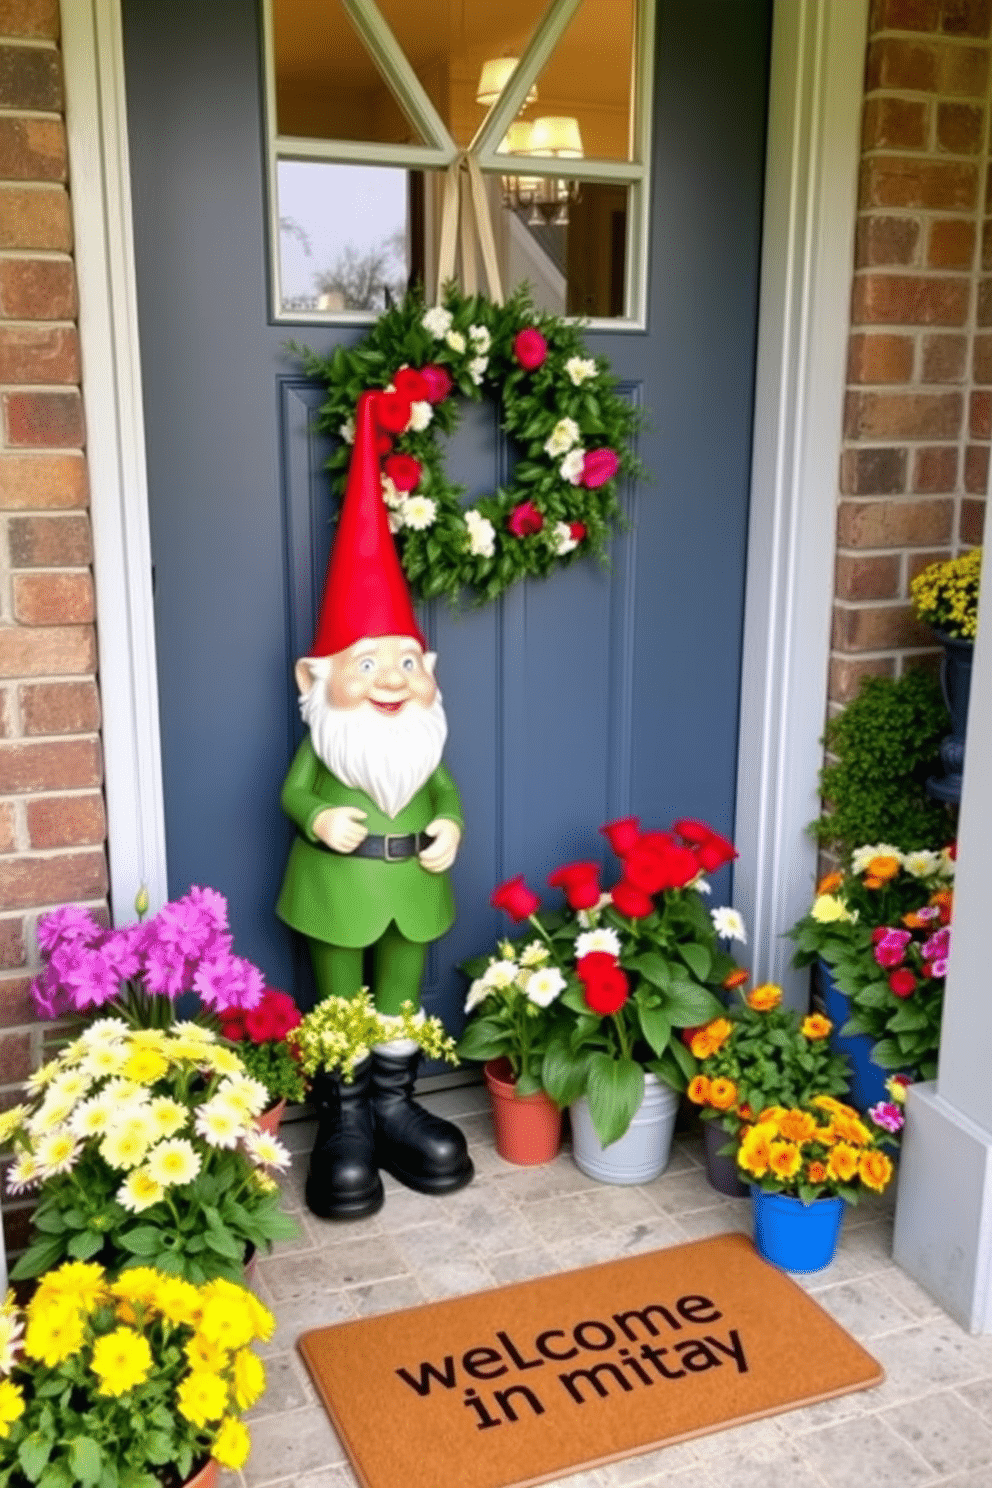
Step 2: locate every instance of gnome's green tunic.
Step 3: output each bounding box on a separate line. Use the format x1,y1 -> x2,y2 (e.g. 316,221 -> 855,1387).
276,736 -> 463,951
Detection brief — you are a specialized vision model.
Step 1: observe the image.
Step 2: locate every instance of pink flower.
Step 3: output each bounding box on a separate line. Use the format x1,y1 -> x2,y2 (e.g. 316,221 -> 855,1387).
193,951 -> 265,1012
569,522 -> 587,543
888,968 -> 917,997
868,1101 -> 904,1134
921,926 -> 950,963
581,449 -> 620,488
513,328 -> 547,370
873,928 -> 913,968
507,501 -> 543,537
36,905 -> 103,955
421,365 -> 453,403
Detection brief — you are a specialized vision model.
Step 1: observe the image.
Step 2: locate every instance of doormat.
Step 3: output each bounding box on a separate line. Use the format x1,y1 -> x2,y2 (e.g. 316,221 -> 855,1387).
297,1231 -> 883,1488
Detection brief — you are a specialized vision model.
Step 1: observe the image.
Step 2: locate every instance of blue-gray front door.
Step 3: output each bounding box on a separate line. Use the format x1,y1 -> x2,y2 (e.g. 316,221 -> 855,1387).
122,0 -> 771,1033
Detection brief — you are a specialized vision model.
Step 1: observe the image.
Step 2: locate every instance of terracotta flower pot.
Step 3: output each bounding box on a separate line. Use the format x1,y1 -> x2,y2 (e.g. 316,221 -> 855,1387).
256,1097 -> 287,1136
484,1057 -> 562,1165
184,1462 -> 218,1488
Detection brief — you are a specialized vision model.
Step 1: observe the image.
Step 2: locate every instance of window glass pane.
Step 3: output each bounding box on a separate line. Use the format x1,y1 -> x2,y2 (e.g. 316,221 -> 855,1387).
272,0 -> 427,145
277,161 -> 411,313
522,0 -> 636,163
499,180 -> 628,318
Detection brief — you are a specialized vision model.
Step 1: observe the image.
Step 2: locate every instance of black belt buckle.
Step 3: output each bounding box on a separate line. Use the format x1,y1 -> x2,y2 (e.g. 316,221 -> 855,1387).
384,833 -> 412,861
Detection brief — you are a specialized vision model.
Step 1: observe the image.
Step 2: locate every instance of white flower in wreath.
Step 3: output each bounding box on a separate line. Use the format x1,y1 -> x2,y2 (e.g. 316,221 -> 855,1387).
565,355 -> 598,386
468,355 -> 488,385
544,417 -> 581,458
445,329 -> 467,354
339,416 -> 355,444
465,508 -> 496,558
469,324 -> 491,353
408,400 -> 433,433
710,906 -> 747,943
422,305 -> 453,338
552,521 -> 578,556
388,510 -> 404,534
525,967 -> 566,1008
560,448 -> 586,485
380,475 -> 403,509
400,495 -> 437,530
575,928 -> 622,959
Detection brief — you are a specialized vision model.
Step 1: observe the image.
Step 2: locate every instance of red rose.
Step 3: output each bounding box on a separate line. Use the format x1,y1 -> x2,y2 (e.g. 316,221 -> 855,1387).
548,861 -> 601,911
579,956 -> 629,1015
673,818 -> 737,872
889,968 -> 917,998
581,449 -> 620,489
513,327 -> 548,370
610,878 -> 654,918
600,816 -> 641,858
625,832 -> 698,893
491,875 -> 541,921
384,453 -> 421,492
375,389 -> 412,434
507,501 -> 543,537
393,367 -> 429,402
569,522 -> 587,543
421,365 -> 453,403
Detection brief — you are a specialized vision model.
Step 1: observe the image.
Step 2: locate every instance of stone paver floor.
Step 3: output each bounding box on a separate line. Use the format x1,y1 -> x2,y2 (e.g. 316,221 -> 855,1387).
227,1082 -> 992,1488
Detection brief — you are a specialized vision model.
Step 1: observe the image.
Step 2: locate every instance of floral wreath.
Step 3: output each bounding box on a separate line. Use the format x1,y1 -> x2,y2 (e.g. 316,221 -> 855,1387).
293,286 -> 642,605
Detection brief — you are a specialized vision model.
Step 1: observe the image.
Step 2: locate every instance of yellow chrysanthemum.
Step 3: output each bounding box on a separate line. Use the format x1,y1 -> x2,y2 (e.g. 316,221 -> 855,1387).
801,1014 -> 832,1041
122,1048 -> 170,1085
700,1018 -> 733,1055
156,1277 -> 201,1327
205,1047 -> 247,1076
807,1160 -> 828,1184
746,983 -> 783,1011
0,1105 -> 30,1146
212,1415 -> 252,1470
776,1109 -> 818,1144
826,1142 -> 860,1183
34,1261 -> 107,1315
177,1370 -> 229,1427
91,1327 -> 153,1396
197,1282 -> 256,1351
738,1123 -> 776,1178
858,1149 -> 894,1193
244,1291 -> 275,1343
110,1268 -> 162,1324
768,1140 -> 802,1180
232,1347 -> 266,1409
689,1029 -> 715,1059
186,1332 -> 229,1373
0,1379 -> 25,1438
831,1112 -> 873,1147
127,1029 -> 170,1054
23,1298 -> 86,1367
809,893 -> 856,925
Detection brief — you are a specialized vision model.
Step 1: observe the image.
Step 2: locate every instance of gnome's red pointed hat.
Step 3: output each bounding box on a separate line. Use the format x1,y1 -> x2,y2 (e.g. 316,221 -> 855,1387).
310,391 -> 426,656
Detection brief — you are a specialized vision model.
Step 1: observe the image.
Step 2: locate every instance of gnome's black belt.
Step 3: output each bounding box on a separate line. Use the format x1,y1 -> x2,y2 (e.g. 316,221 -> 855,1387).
316,831 -> 435,861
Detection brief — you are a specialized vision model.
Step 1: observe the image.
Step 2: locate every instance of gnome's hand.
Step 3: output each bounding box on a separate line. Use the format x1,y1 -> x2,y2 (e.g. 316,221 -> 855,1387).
419,819 -> 461,874
313,806 -> 368,854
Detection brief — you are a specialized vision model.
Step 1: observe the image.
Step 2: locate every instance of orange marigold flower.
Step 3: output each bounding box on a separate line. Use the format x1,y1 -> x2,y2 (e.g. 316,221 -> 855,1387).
723,968 -> 749,989
863,876 -> 883,890
827,1142 -> 860,1183
768,1140 -> 802,1180
747,983 -> 783,1012
831,1112 -> 872,1147
777,1109 -> 817,1144
806,1161 -> 828,1184
930,888 -> 953,925
812,1124 -> 837,1145
705,1018 -> 733,1052
738,1126 -> 773,1177
866,854 -> 900,883
737,1103 -> 754,1121
858,1150 -> 894,1193
801,1013 -> 832,1040
817,871 -> 843,895
687,1075 -> 711,1105
902,911 -> 927,929
709,1077 -> 738,1111
689,1030 -> 715,1060
811,1095 -> 847,1114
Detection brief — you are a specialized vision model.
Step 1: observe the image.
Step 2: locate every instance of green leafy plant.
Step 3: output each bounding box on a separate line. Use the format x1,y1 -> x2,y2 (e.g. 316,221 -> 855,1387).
0,1260 -> 273,1484
3,1022 -> 297,1284
811,671 -> 952,857
457,943 -> 570,1094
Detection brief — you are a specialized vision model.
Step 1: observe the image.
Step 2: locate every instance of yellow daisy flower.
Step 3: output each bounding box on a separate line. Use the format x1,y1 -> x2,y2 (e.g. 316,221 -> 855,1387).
91,1327 -> 153,1396
232,1347 -> 266,1409
212,1415 -> 251,1470
0,1379 -> 25,1438
177,1370 -> 229,1426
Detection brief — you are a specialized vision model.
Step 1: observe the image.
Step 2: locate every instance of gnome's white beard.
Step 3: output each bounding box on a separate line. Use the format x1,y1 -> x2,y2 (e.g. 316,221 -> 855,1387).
301,685 -> 448,820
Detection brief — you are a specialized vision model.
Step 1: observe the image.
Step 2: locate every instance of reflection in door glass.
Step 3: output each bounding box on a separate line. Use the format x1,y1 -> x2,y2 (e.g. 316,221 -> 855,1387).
276,161 -> 410,313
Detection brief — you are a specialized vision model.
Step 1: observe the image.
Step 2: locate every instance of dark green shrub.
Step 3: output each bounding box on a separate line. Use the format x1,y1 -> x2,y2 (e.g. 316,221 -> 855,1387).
811,670 -> 953,857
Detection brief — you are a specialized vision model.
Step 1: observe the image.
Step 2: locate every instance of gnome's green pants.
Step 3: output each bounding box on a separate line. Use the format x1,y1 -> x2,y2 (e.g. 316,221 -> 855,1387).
307,923 -> 427,1016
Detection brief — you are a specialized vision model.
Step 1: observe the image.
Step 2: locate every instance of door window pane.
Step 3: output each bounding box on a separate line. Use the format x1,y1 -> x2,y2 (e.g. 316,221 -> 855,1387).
277,161 -> 410,313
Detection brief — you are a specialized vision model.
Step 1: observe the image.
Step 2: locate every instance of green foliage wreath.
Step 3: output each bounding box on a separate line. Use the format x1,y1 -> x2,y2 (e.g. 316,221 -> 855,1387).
293,287 -> 641,605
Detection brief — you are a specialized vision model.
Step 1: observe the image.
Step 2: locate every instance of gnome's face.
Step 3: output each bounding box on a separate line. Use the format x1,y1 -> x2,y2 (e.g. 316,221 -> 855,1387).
326,635 -> 437,714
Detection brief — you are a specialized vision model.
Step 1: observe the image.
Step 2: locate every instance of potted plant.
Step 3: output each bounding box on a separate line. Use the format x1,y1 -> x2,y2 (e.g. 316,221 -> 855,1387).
457,941 -> 567,1165
0,1258 -> 273,1485
216,988 -> 306,1133
910,545 -> 982,803
686,982 -> 851,1196
736,1095 -> 897,1272
3,1021 -> 297,1284
788,843 -> 954,1106
488,816 -> 744,1184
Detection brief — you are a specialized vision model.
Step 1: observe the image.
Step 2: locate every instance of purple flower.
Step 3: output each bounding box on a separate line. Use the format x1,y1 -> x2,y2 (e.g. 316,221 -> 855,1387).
143,940 -> 189,999
193,952 -> 264,1012
913,905 -> 941,925
921,926 -> 950,963
868,1101 -> 905,1134
50,942 -> 120,1010
153,899 -> 216,960
31,966 -> 73,1020
100,927 -> 142,982
930,957 -> 949,978
36,905 -> 102,955
873,928 -> 913,969
185,885 -> 229,932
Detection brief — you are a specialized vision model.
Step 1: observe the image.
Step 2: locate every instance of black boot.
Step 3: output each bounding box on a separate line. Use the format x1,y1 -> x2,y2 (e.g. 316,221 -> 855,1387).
305,1058 -> 384,1220
370,1048 -> 474,1195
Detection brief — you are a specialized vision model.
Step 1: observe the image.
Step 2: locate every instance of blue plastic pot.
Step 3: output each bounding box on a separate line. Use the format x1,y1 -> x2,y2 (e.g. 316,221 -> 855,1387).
751,1186 -> 846,1273
817,958 -> 891,1112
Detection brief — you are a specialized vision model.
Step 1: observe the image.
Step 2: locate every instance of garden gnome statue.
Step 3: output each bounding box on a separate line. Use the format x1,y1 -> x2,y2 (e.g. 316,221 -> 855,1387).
276,390 -> 473,1220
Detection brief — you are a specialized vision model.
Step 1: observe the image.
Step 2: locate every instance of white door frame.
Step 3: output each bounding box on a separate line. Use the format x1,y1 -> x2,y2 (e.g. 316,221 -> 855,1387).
59,0 -> 867,970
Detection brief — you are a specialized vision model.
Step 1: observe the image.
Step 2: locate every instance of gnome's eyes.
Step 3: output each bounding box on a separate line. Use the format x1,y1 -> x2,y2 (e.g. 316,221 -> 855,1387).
358,658 -> 375,675
401,657 -> 417,673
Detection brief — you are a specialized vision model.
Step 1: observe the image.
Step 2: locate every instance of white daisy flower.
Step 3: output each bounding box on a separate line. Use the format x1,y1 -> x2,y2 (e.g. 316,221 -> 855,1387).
194,1099 -> 246,1150
35,1130 -> 81,1176
339,416 -> 355,444
903,850 -> 940,878
464,979 -> 491,1013
710,906 -> 747,943
145,1138 -> 202,1187
565,355 -> 597,385
243,1130 -> 291,1171
27,1097 -> 75,1137
468,324 -> 491,352
100,1124 -> 152,1171
938,846 -> 956,878
692,874 -> 712,894
217,1075 -> 269,1119
552,520 -> 578,555
445,329 -> 466,354
408,400 -> 433,432
6,1153 -> 42,1194
400,496 -> 437,530
117,1167 -> 166,1213
519,940 -> 550,967
422,306 -> 453,338
575,928 -> 622,959
146,1097 -> 189,1139
0,1104 -> 30,1145
482,959 -> 518,990
69,1097 -> 115,1139
560,449 -> 585,485
526,968 -> 566,1008
465,509 -> 496,558
0,1309 -> 24,1373
81,1044 -> 127,1080
543,417 -> 581,458
48,1070 -> 92,1105
171,1021 -> 216,1043
200,1047 -> 245,1076
468,355 -> 487,385
79,1018 -> 130,1049
851,843 -> 903,874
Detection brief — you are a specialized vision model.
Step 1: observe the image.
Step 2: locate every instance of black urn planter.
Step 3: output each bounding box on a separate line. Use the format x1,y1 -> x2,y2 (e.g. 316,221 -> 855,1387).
926,630 -> 974,805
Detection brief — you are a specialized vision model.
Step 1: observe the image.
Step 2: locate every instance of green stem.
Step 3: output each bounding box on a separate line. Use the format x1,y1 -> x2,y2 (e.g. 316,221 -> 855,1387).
611,1010 -> 631,1061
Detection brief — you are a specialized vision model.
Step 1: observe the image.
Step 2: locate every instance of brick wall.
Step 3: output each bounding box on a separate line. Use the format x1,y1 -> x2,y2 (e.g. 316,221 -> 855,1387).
833,0 -> 992,707
0,0 -> 109,1252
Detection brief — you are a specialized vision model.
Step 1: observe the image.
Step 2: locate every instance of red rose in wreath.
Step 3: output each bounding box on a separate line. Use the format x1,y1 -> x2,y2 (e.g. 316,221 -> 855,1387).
514,327 -> 548,370
581,449 -> 620,488
421,364 -> 453,403
384,453 -> 421,492
507,501 -> 543,537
